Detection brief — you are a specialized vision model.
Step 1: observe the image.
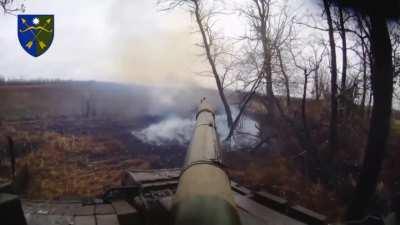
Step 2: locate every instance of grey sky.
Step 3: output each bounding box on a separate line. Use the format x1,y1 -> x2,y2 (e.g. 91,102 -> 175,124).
0,0 -> 209,86
0,0 -> 310,87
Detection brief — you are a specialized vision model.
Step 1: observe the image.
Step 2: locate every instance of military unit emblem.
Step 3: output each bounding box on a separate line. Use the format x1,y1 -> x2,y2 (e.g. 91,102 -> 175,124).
18,15 -> 54,57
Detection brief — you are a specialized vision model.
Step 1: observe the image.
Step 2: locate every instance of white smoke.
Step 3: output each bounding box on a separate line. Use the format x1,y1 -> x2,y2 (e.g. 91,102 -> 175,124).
132,116 -> 194,146
132,107 -> 260,149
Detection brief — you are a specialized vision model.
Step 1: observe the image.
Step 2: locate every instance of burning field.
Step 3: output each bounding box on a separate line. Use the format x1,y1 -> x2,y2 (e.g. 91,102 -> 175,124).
133,106 -> 259,147
0,117 -> 182,199
0,81 -> 260,200
3,81 -> 394,220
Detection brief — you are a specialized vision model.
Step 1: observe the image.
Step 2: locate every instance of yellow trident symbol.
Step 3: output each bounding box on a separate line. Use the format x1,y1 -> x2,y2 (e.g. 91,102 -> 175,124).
20,17 -> 53,49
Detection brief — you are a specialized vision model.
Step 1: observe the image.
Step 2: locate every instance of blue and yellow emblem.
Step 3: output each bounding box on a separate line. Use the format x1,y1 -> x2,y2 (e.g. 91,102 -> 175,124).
18,15 -> 54,57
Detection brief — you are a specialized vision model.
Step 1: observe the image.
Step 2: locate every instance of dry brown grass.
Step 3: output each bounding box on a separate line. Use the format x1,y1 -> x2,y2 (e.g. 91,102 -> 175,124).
0,83 -> 150,120
227,154 -> 344,221
11,132 -> 151,199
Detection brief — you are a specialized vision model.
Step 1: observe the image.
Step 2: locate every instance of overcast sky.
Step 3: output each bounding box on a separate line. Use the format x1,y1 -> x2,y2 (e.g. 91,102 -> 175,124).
0,0 -> 238,86
0,0 -> 314,87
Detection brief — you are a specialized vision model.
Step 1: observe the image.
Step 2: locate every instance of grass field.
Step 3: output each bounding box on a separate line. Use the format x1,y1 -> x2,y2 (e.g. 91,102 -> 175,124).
0,82 -> 186,199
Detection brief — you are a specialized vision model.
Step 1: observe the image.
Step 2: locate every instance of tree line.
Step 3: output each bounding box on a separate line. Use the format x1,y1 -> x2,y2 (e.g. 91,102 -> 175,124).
158,0 -> 400,222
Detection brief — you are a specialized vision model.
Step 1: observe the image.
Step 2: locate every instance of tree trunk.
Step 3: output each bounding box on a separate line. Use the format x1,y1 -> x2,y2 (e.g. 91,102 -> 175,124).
346,14 -> 393,220
277,48 -> 291,107
302,71 -> 316,181
367,92 -> 373,118
193,1 -> 233,128
225,83 -> 259,140
264,40 -> 275,116
302,69 -> 308,129
323,0 -> 339,154
339,6 -> 348,92
314,69 -> 321,101
361,42 -> 368,116
357,15 -> 369,117
257,2 -> 275,117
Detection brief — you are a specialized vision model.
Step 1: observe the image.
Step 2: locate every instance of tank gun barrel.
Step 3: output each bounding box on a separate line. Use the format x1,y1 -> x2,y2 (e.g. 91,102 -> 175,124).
173,98 -> 241,225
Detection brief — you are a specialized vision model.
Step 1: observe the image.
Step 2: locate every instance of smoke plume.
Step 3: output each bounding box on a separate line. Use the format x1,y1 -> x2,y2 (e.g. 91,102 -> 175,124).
132,106 -> 259,149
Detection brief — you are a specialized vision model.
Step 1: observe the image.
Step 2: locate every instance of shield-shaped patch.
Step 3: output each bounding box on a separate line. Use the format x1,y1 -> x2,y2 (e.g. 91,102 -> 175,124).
18,15 -> 54,57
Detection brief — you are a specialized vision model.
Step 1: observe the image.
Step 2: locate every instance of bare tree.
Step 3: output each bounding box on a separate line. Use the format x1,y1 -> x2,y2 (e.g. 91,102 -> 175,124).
158,0 -> 234,127
312,63 -> 327,101
334,6 -> 349,92
276,48 -> 291,107
300,0 -> 341,151
158,0 -> 260,141
352,14 -> 372,116
322,0 -> 339,155
0,0 -> 24,15
239,0 -> 295,116
290,45 -> 325,132
345,10 -> 395,222
237,0 -> 275,117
